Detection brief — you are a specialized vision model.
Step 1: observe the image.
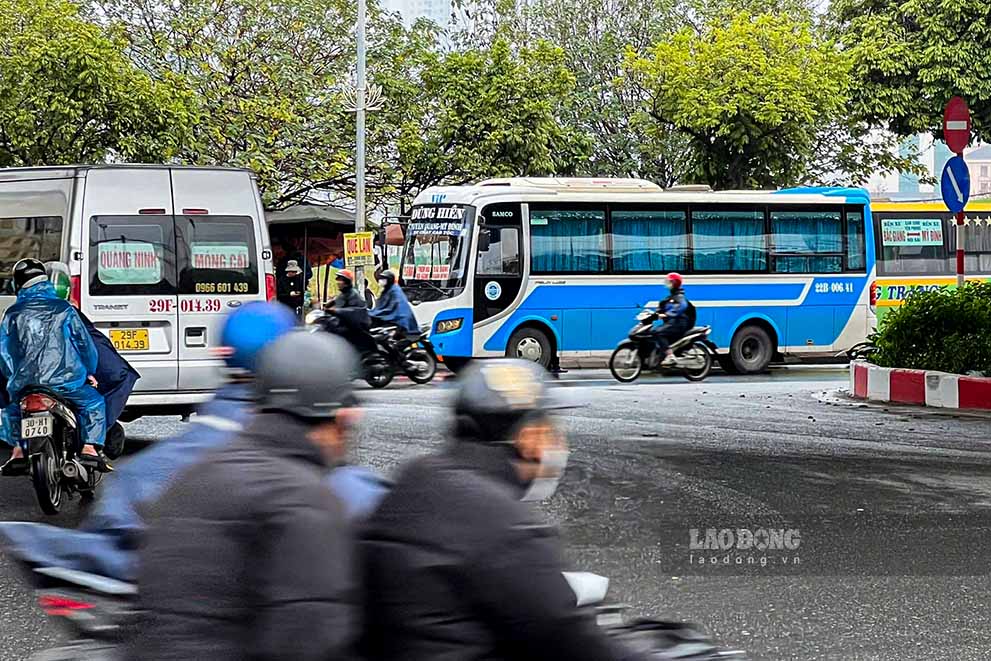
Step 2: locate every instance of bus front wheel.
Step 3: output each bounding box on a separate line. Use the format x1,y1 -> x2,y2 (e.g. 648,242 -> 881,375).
730,325 -> 774,374
507,327 -> 552,369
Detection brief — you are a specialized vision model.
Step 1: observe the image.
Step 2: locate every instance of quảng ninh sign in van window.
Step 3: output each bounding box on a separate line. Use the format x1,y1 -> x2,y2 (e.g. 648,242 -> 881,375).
98,242 -> 162,285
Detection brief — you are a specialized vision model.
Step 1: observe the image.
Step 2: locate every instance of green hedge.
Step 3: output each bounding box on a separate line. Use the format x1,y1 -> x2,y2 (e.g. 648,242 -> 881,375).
870,281 -> 991,375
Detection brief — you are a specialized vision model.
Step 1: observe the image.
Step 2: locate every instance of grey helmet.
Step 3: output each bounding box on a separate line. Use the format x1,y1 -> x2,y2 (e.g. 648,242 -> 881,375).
453,359 -> 568,444
254,331 -> 358,420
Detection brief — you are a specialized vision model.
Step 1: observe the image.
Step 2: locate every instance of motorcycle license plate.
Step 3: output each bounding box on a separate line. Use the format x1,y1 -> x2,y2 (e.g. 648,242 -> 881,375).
21,414 -> 53,439
110,328 -> 149,351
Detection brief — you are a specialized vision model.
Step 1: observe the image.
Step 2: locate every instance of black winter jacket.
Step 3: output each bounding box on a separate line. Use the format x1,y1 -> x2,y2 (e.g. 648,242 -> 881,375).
131,412 -> 358,661
360,441 -> 644,661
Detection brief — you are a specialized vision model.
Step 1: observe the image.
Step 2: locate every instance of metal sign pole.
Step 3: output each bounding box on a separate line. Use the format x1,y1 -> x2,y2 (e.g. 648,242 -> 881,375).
355,0 -> 367,294
956,211 -> 966,288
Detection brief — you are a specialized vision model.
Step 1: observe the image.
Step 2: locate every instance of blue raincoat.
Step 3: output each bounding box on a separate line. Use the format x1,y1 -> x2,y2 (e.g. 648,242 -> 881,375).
0,383 -> 390,582
370,283 -> 419,334
0,282 -> 105,448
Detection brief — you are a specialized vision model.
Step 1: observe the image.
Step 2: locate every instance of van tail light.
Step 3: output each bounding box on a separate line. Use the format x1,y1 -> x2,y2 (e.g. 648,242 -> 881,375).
265,273 -> 276,301
21,393 -> 56,413
69,275 -> 81,308
869,281 -> 878,307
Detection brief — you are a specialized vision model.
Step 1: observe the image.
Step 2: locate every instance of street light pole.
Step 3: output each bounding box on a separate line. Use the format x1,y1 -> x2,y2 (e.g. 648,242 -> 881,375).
355,0 -> 367,293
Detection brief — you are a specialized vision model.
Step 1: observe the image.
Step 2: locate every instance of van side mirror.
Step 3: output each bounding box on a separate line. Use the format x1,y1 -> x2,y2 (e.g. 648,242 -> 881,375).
478,229 -> 491,252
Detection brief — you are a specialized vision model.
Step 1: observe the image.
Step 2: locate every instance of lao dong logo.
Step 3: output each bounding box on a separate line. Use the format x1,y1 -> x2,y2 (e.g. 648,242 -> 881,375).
688,528 -> 802,569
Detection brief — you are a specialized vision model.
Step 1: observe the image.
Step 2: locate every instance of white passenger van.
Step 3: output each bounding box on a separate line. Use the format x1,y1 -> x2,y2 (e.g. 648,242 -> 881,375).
0,165 -> 275,419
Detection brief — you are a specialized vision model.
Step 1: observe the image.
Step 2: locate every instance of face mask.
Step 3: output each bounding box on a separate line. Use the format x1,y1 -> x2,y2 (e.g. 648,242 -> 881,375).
378,279 -> 388,288
520,449 -> 570,502
665,282 -> 675,292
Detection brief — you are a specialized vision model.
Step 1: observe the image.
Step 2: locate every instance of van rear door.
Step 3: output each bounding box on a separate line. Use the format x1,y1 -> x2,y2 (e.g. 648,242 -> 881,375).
171,169 -> 267,391
81,169 -> 179,392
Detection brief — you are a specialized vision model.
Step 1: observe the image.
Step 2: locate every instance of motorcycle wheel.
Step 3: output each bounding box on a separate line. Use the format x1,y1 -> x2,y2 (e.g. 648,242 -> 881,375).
30,440 -> 63,516
406,349 -> 437,385
364,363 -> 395,389
683,342 -> 714,382
609,343 -> 643,383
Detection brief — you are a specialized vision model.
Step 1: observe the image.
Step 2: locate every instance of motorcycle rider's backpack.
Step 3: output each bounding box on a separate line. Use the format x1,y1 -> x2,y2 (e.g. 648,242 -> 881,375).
685,299 -> 697,327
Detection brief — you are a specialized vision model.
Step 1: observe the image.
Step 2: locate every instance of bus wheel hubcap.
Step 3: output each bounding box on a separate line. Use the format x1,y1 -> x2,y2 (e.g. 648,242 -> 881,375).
517,338 -> 542,362
742,338 -> 760,361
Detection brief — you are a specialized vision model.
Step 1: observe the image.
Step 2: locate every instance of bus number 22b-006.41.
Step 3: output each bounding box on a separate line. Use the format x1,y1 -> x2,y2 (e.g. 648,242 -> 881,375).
814,282 -> 855,295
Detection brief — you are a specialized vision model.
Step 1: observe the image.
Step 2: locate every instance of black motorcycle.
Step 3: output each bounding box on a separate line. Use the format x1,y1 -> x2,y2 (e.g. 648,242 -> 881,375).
568,572 -> 748,660
306,311 -> 436,389
609,303 -> 716,383
368,323 -> 438,387
16,389 -> 105,515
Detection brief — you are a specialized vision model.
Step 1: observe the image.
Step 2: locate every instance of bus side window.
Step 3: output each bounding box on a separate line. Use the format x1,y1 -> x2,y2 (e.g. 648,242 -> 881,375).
0,216 -> 63,295
846,210 -> 865,272
477,227 -> 520,275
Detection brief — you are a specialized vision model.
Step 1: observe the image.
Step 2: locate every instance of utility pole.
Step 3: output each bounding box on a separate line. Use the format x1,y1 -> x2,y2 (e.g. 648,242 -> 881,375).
355,0 -> 367,293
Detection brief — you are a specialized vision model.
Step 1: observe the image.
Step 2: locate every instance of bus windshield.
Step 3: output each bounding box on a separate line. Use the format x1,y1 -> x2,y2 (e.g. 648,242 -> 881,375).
401,204 -> 474,301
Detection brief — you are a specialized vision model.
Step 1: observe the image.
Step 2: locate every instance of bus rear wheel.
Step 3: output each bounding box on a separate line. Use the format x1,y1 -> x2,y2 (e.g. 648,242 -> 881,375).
730,324 -> 774,374
507,327 -> 552,369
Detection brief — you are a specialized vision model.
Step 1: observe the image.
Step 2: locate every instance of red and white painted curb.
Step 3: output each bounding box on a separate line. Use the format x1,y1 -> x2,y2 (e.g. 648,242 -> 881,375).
850,361 -> 991,410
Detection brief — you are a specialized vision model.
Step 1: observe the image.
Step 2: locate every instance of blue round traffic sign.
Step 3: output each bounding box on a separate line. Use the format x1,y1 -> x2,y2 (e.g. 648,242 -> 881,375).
941,155 -> 970,214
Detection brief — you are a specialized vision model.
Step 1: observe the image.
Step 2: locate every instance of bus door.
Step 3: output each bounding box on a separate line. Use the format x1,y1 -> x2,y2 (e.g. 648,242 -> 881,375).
473,203 -> 524,326
171,169 -> 265,391
81,168 -> 179,391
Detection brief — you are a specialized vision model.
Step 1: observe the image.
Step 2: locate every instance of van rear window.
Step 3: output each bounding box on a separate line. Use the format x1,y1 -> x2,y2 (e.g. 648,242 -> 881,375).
177,216 -> 258,295
0,216 -> 63,295
89,216 -> 176,296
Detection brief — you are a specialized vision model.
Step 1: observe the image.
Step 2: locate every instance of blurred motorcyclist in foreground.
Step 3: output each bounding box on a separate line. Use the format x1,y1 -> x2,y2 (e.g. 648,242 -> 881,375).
0,258 -> 107,475
369,269 -> 418,338
132,331 -> 362,660
361,359 -> 648,661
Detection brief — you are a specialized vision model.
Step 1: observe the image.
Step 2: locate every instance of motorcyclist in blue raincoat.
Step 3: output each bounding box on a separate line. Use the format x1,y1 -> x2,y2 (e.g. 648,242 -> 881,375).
370,270 -> 419,337
0,302 -> 390,582
0,259 -> 107,476
651,272 -> 692,367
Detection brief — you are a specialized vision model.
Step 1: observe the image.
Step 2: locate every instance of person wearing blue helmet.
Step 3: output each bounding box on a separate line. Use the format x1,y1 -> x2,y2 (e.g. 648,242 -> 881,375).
0,301 -> 390,582
0,302 -> 296,581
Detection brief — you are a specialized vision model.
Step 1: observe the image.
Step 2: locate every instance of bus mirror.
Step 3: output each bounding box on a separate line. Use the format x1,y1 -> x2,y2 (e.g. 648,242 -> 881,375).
478,229 -> 491,252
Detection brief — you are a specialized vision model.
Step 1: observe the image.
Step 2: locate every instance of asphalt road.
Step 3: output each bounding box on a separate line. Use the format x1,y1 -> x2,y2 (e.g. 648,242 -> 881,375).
2,366 -> 991,660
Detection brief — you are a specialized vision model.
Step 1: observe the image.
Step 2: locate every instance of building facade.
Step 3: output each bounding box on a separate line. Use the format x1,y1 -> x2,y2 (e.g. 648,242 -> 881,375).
382,0 -> 452,27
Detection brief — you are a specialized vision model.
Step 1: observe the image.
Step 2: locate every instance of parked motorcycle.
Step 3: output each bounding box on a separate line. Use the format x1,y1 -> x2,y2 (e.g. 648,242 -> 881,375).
609,302 -> 716,383
305,311 -> 437,388
15,389 -> 105,515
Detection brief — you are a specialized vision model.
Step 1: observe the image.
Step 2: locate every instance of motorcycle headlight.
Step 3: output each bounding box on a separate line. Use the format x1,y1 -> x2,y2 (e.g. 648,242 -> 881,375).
304,309 -> 325,325
435,318 -> 463,334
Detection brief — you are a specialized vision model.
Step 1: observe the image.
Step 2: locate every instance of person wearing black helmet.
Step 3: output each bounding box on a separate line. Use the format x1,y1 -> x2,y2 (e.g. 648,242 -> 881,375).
325,268 -> 374,354
0,258 -> 108,475
361,359 -> 646,661
131,331 -> 362,660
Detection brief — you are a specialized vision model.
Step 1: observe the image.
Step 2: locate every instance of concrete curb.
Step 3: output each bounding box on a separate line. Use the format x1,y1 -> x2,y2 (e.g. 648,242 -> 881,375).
849,361 -> 991,410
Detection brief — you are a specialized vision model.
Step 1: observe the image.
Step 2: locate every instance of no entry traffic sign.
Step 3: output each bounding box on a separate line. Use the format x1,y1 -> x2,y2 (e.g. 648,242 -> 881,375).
943,96 -> 971,154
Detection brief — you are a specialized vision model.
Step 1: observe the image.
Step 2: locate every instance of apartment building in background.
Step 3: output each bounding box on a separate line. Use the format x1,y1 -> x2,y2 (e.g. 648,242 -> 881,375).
382,0 -> 453,27
868,133 -> 990,200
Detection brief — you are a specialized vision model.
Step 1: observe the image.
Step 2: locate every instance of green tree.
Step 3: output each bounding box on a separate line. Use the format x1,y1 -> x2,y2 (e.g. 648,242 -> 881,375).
0,0 -> 192,167
624,13 -> 851,189
832,0 -> 991,143
370,35 -> 592,212
95,0 -> 361,208
452,0 -> 690,186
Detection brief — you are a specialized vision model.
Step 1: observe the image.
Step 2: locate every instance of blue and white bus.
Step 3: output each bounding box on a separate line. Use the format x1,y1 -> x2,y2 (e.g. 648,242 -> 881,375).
398,178 -> 873,374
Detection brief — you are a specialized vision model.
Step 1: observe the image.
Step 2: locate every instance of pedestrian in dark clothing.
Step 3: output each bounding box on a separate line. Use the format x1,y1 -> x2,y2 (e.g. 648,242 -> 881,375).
277,259 -> 306,316
361,360 -> 647,661
131,332 -> 362,661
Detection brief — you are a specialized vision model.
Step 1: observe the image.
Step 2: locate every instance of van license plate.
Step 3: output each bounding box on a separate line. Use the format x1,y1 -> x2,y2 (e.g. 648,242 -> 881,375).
110,329 -> 150,351
22,415 -> 53,439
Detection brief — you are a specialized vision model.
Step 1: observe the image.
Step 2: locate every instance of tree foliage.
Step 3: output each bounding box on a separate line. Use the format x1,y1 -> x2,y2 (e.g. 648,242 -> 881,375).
0,0 -> 192,167
832,0 -> 991,144
93,0 -> 361,208
625,13 -> 850,189
369,33 -> 592,212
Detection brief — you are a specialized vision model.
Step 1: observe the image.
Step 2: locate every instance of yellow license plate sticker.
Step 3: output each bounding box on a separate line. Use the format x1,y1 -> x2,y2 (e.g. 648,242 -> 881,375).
110,328 -> 149,351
